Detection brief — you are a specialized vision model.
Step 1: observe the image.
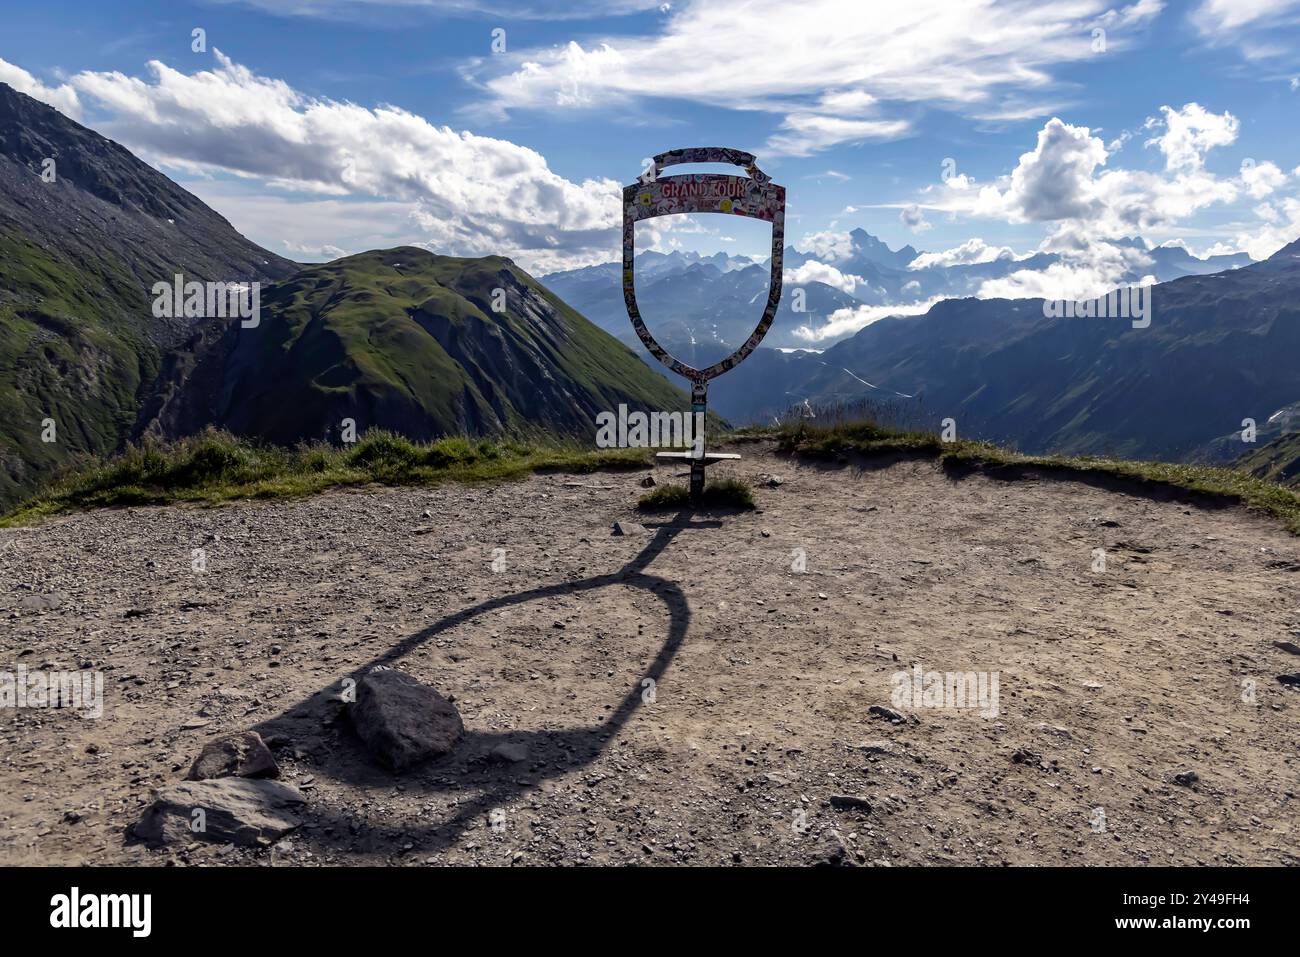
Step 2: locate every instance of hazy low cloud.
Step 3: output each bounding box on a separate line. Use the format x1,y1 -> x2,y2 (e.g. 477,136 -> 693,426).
793,297 -> 945,342
907,238 -> 1017,269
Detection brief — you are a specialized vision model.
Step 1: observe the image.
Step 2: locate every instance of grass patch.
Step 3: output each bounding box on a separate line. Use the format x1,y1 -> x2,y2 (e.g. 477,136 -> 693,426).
10,413 -> 1298,535
637,477 -> 755,511
765,418 -> 1300,535
1,428 -> 650,526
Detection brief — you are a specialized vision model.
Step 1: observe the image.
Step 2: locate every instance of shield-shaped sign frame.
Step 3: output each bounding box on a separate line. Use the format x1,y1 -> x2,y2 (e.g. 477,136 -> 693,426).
622,147 -> 785,383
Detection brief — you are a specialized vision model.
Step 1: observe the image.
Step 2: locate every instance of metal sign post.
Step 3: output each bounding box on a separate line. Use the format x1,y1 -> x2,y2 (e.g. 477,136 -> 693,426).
622,147 -> 786,503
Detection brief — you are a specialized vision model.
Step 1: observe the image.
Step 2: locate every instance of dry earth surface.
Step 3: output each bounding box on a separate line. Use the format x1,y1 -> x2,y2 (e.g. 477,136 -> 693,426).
2,443 -> 1298,866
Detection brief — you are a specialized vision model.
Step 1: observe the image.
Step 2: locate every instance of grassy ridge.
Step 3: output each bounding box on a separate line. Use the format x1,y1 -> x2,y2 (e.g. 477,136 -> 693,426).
1,429 -> 650,526
6,416 -> 1300,535
1235,432 -> 1300,489
766,420 -> 1300,534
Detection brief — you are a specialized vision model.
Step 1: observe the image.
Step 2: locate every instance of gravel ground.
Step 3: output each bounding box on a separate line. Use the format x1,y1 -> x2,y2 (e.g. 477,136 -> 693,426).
2,444 -> 1298,866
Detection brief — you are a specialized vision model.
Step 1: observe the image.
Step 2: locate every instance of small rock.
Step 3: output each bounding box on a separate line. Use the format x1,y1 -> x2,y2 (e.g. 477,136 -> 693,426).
612,521 -> 647,536
349,668 -> 464,772
187,731 -> 280,781
1277,673 -> 1300,688
639,475 -> 656,488
134,778 -> 306,847
489,742 -> 529,764
813,829 -> 856,867
766,476 -> 784,488
1172,770 -> 1199,787
1273,641 -> 1300,656
17,593 -> 62,614
829,794 -> 873,813
869,705 -> 905,723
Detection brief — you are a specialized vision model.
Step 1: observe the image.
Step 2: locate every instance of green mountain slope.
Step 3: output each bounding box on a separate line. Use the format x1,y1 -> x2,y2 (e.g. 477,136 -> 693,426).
146,247 -> 693,445
1238,432 -> 1300,488
0,82 -> 298,508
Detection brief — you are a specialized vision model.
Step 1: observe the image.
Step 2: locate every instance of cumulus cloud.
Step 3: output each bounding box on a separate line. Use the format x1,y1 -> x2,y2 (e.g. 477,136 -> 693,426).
0,57 -> 82,118
471,0 -> 1163,155
51,51 -> 622,272
900,105 -> 1268,300
1240,159 -> 1288,197
1147,102 -> 1238,171
955,110 -> 1244,234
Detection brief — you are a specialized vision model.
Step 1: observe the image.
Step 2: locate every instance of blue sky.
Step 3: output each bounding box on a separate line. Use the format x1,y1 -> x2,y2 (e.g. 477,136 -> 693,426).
3,0 -> 1300,291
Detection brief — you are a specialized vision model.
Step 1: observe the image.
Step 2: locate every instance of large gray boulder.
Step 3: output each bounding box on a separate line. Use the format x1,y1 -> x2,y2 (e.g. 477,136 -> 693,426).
349,668 -> 464,772
134,778 -> 306,847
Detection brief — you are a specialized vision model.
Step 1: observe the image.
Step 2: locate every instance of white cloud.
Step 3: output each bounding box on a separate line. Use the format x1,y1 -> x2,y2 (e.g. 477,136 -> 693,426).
907,238 -> 1016,269
976,244 -> 1156,301
798,229 -> 855,263
766,113 -> 911,158
1221,196 -> 1300,259
221,0 -> 665,20
976,117 -> 1109,221
0,57 -> 82,118
472,0 -> 1162,155
904,108 -> 1264,300
1146,103 -> 1238,171
1191,0 -> 1300,35
940,110 -> 1243,240
1240,159 -> 1288,197
58,51 -> 621,273
783,260 -> 863,295
793,297 -> 945,342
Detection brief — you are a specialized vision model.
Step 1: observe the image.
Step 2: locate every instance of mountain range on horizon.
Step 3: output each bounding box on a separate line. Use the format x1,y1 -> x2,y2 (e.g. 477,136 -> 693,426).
2,77 -> 1300,512
543,227 -> 1256,352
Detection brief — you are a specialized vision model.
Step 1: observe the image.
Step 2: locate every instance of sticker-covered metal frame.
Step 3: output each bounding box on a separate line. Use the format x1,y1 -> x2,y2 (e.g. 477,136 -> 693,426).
622,147 -> 785,382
